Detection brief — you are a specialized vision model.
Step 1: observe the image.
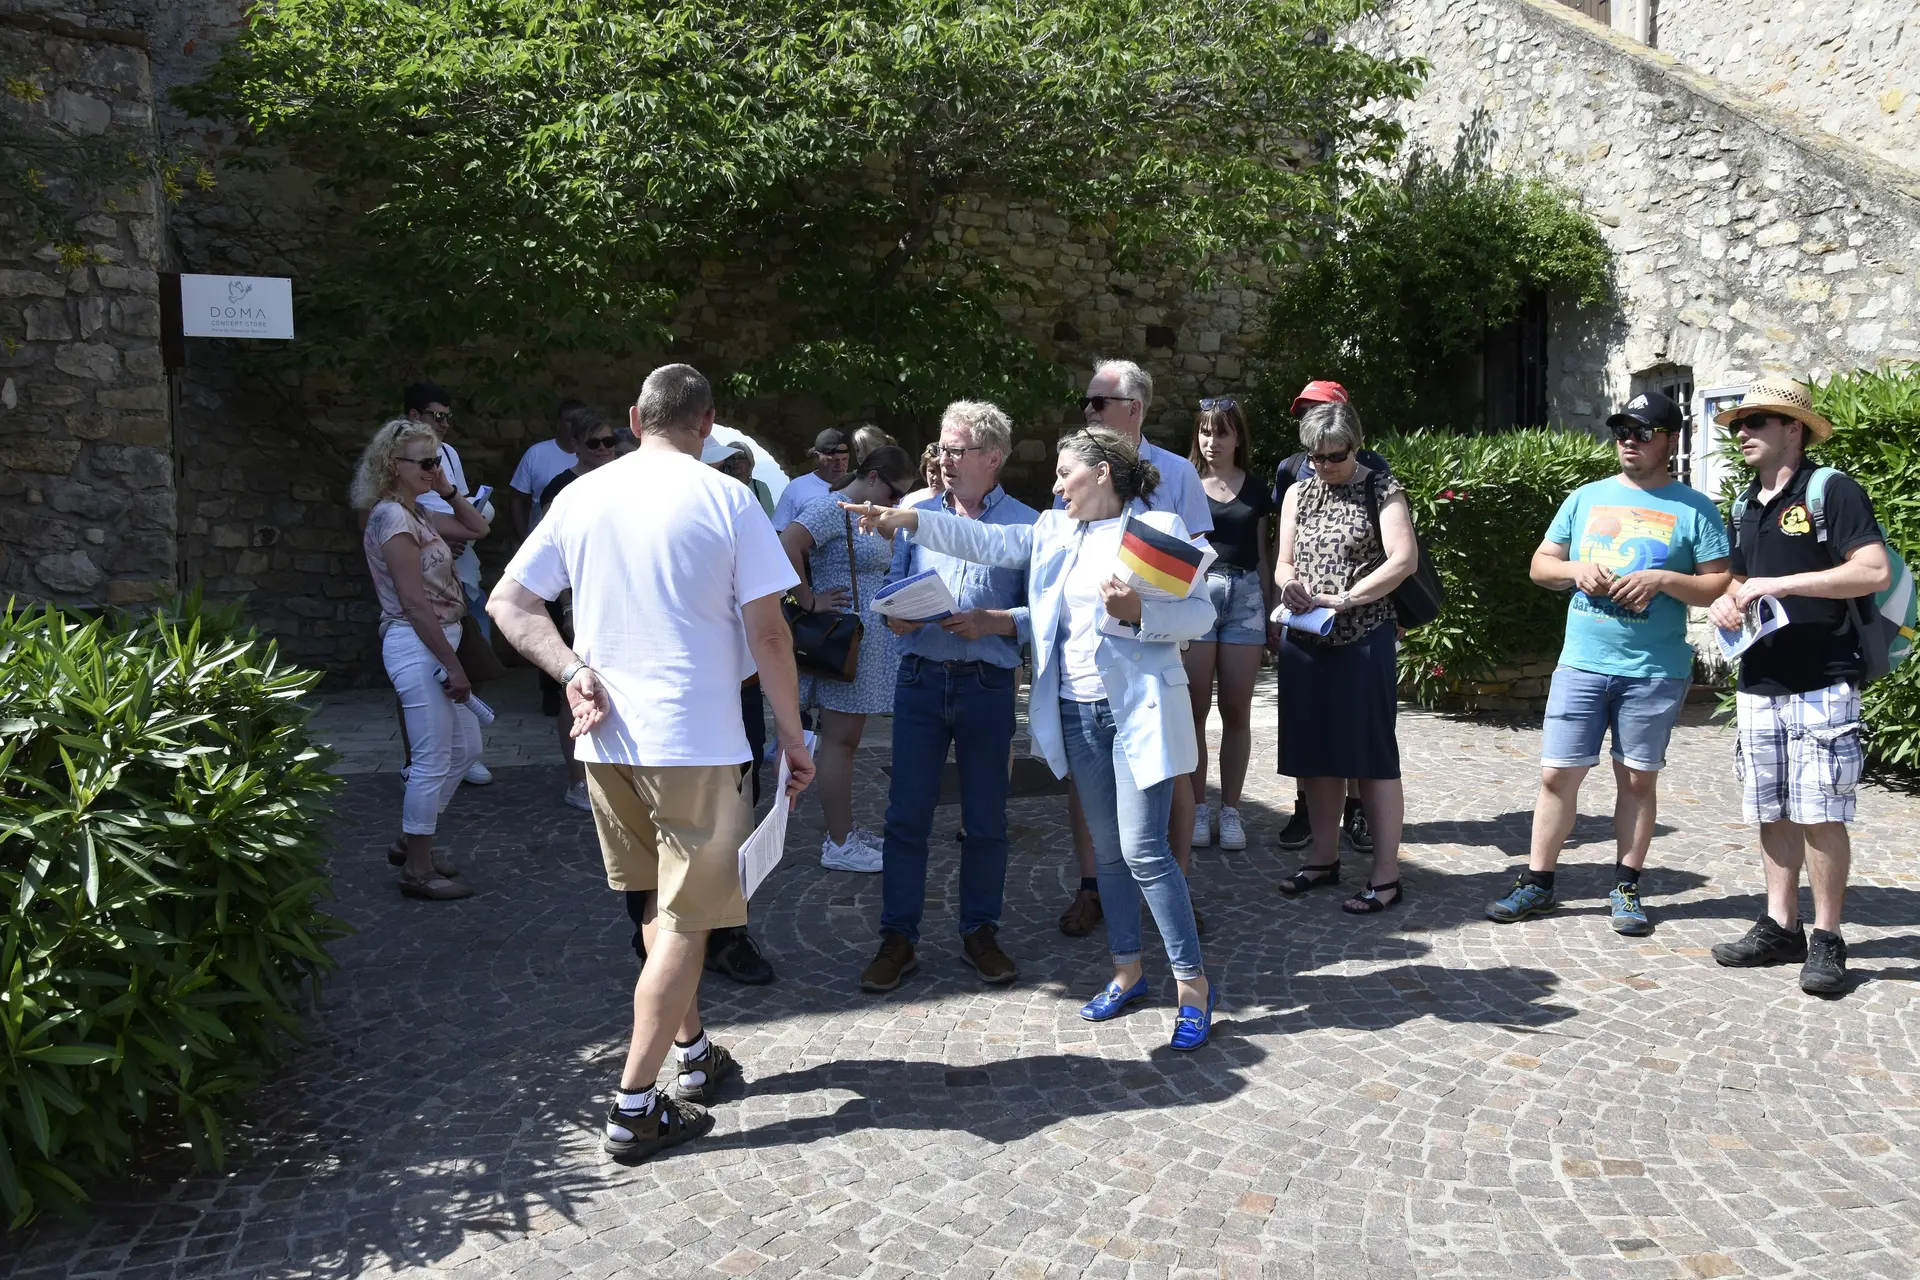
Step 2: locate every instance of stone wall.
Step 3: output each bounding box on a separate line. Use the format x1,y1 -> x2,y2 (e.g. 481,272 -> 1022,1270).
0,7 -> 176,609
1362,0 -> 1920,439
1647,0 -> 1920,177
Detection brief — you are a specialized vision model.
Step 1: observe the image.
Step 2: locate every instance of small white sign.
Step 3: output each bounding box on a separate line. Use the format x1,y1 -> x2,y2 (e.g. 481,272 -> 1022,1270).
179,274 -> 294,339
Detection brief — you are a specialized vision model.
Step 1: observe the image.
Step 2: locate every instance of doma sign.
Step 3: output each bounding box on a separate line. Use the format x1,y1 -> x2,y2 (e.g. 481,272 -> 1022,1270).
179,274 -> 294,339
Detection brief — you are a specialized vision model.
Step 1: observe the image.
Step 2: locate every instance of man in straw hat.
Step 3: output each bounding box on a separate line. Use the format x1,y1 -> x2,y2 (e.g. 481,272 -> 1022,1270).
1704,376 -> 1891,996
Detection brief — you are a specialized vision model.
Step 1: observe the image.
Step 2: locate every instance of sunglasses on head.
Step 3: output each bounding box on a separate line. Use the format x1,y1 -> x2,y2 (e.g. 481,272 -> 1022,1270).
579,434 -> 620,450
1609,422 -> 1671,443
1079,395 -> 1139,414
1308,447 -> 1351,466
1199,397 -> 1237,412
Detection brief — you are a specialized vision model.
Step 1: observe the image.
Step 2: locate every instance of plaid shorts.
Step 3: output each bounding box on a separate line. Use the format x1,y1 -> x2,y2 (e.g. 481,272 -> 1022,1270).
1734,682 -> 1864,825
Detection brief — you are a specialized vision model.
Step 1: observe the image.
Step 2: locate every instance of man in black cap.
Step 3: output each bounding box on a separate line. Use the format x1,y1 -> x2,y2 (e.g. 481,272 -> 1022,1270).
1487,391 -> 1732,936
771,428 -> 853,532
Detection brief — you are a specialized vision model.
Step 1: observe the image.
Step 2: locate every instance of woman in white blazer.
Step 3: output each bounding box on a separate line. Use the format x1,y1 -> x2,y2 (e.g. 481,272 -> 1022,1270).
848,428 -> 1220,1050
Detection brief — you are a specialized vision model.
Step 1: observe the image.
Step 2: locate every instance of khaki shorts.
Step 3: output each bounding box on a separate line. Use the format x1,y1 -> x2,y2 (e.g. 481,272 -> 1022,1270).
585,762 -> 752,931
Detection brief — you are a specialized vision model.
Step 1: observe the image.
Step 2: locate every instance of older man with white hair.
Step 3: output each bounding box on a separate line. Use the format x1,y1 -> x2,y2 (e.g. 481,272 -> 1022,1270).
1054,358 -> 1216,937
858,400 -> 1040,993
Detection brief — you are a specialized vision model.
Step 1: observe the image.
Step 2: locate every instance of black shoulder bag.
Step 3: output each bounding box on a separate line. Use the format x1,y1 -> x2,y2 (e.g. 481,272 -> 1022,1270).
784,508 -> 865,681
1363,469 -> 1445,629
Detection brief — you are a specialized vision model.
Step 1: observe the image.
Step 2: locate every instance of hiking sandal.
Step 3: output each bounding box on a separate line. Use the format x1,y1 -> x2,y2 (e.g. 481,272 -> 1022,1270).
603,1094 -> 714,1164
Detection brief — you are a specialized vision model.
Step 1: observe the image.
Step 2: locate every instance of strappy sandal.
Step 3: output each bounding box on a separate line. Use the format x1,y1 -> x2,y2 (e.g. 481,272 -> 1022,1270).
1278,863 -> 1341,896
398,870 -> 473,901
387,838 -> 459,878
1342,880 -> 1402,915
602,1094 -> 714,1164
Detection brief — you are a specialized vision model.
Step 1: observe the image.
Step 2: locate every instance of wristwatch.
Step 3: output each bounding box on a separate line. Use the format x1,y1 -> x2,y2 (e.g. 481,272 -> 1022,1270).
558,660 -> 587,685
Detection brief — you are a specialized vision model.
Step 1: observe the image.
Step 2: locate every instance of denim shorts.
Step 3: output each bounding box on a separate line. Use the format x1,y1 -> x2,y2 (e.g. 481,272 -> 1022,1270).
1200,565 -> 1268,645
1540,665 -> 1690,773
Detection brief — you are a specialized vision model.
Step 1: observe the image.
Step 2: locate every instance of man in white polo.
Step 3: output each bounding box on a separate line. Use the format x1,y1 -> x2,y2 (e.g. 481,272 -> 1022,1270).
489,363 -> 814,1163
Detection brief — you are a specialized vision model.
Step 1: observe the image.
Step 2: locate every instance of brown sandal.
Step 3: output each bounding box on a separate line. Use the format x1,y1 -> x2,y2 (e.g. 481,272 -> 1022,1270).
399,871 -> 473,901
387,838 -> 459,878
1059,887 -> 1102,937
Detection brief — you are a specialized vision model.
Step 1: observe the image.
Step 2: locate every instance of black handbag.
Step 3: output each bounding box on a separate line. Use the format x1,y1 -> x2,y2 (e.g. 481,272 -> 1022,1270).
784,508 -> 865,681
1362,469 -> 1445,630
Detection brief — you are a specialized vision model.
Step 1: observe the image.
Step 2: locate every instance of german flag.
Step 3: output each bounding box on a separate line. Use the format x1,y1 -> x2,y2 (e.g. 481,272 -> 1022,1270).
1116,514 -> 1206,598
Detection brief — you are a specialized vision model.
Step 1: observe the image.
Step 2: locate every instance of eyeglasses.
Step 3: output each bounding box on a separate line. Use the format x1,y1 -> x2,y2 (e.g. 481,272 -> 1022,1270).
1307,448 -> 1352,466
1609,423 -> 1671,443
579,434 -> 619,450
421,408 -> 453,425
1199,397 -> 1238,412
1079,395 -> 1139,414
1731,414 -> 1784,433
398,455 -> 444,471
936,444 -> 984,462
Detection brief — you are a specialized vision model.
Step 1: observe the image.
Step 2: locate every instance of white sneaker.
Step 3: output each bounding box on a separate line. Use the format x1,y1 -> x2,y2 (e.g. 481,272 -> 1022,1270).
850,826 -> 886,853
1191,805 -> 1213,848
464,761 -> 493,786
1217,806 -> 1247,851
564,781 -> 592,812
821,835 -> 883,873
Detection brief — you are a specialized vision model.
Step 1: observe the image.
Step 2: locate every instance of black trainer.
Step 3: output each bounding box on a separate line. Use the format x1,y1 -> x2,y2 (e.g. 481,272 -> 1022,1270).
1343,799 -> 1373,853
706,927 -> 775,985
1799,929 -> 1850,995
603,1094 -> 712,1164
1276,800 -> 1313,851
1710,914 -> 1808,967
669,1040 -> 740,1104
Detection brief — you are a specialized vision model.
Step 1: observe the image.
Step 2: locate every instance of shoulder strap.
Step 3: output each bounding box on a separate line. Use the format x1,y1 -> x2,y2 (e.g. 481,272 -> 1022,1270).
843,507 -> 861,613
1363,467 -> 1384,546
1806,466 -> 1837,544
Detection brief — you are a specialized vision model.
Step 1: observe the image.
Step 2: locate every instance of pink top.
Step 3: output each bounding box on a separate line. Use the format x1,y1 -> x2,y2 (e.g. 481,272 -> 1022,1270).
363,500 -> 465,633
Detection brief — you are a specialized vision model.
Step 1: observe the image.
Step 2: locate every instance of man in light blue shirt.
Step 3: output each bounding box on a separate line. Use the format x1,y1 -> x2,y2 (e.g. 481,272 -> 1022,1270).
859,402 -> 1039,994
1488,391 -> 1731,937
1053,359 -> 1212,938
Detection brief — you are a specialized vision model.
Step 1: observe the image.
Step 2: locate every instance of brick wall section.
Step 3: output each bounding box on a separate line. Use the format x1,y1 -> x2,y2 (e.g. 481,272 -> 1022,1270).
1362,0 -> 1920,431
1649,0 -> 1919,177
0,7 -> 176,608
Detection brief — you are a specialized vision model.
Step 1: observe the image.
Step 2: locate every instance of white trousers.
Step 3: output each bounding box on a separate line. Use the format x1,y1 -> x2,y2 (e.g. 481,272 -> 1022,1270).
383,622 -> 484,835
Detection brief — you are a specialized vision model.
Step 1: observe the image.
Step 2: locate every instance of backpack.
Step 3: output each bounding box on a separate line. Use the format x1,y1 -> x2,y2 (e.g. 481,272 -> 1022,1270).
1731,466 -> 1917,684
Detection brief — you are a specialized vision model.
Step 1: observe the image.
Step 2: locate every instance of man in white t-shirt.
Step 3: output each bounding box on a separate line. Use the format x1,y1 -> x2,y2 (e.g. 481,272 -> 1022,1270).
489,363 -> 814,1165
1056,358 -> 1216,939
769,427 -> 851,531
508,397 -> 583,539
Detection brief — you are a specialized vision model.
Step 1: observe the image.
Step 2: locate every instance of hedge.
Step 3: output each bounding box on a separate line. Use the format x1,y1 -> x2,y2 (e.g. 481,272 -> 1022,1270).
0,599 -> 343,1226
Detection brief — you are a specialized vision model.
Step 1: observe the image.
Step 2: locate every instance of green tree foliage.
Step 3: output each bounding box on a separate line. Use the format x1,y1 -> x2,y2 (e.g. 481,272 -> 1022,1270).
1377,428 -> 1616,704
0,601 -> 343,1226
1257,148 -> 1613,438
174,0 -> 1424,421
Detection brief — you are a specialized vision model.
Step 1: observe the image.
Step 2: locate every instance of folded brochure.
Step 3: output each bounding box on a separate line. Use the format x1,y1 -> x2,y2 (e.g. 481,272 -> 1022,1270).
872,570 -> 960,623
1269,603 -> 1336,636
1715,594 -> 1789,661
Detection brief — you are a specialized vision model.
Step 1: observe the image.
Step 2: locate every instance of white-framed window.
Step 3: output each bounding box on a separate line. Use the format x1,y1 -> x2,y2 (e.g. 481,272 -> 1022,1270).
1692,384 -> 1749,501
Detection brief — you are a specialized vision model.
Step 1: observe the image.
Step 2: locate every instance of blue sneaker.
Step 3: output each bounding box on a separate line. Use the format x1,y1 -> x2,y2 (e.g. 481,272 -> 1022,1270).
1169,980 -> 1217,1051
1486,876 -> 1556,923
1609,882 -> 1652,935
1079,976 -> 1149,1022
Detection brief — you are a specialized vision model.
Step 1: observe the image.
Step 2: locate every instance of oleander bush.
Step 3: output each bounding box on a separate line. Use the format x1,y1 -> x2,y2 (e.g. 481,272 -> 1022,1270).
1376,428 -> 1616,704
0,599 -> 343,1226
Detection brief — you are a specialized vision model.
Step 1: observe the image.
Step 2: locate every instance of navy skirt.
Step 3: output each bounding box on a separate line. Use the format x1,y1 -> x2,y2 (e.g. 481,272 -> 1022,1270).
1277,620 -> 1401,780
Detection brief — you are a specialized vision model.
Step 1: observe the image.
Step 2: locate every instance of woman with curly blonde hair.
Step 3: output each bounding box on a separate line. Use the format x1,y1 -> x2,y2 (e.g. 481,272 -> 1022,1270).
353,417 -> 492,900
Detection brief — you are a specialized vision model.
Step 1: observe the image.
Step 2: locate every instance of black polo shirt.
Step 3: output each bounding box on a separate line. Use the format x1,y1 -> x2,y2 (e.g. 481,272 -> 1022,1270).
1729,462 -> 1882,695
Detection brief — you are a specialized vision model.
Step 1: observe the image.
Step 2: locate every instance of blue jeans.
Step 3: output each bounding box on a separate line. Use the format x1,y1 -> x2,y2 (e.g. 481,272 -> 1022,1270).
1057,698 -> 1204,980
1541,666 -> 1690,773
879,657 -> 1018,942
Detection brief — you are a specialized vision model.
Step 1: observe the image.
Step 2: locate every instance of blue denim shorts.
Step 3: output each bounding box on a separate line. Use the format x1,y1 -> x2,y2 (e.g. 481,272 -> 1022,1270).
1541,665 -> 1690,773
1200,565 -> 1268,645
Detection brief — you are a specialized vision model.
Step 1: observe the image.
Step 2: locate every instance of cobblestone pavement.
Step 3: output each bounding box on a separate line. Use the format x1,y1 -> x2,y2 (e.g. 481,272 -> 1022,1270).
5,670 -> 1918,1280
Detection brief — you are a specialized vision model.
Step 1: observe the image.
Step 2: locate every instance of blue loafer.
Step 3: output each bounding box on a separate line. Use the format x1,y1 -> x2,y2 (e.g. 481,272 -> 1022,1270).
1169,980 -> 1218,1051
1079,976 -> 1150,1022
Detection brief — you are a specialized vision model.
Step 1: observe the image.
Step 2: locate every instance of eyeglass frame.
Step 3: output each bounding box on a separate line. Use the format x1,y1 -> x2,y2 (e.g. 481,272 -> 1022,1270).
1078,395 -> 1140,414
397,454 -> 444,471
1307,447 -> 1353,466
418,407 -> 453,426
1199,397 -> 1238,412
578,433 -> 621,451
936,444 -> 986,462
1730,413 -> 1790,434
1609,422 -> 1673,444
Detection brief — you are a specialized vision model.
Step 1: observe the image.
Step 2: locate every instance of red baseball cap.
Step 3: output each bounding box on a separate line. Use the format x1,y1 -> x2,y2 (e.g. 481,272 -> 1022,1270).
1290,380 -> 1350,417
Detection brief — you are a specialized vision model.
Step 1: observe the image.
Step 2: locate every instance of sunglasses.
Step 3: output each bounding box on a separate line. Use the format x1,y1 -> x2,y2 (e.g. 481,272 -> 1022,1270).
1079,395 -> 1139,414
1609,423 -> 1671,443
421,408 -> 453,425
1199,397 -> 1238,412
1308,448 -> 1352,466
398,455 -> 444,471
1730,414 -> 1785,433
579,434 -> 620,450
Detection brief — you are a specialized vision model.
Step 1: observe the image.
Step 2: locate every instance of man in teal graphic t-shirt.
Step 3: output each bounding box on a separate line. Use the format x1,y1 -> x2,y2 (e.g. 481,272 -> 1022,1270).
1487,391 -> 1732,936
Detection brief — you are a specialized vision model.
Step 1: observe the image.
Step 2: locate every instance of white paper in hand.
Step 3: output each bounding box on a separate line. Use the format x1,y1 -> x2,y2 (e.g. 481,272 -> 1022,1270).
738,731 -> 815,900
1716,594 -> 1789,662
1270,603 -> 1336,636
872,570 -> 960,623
